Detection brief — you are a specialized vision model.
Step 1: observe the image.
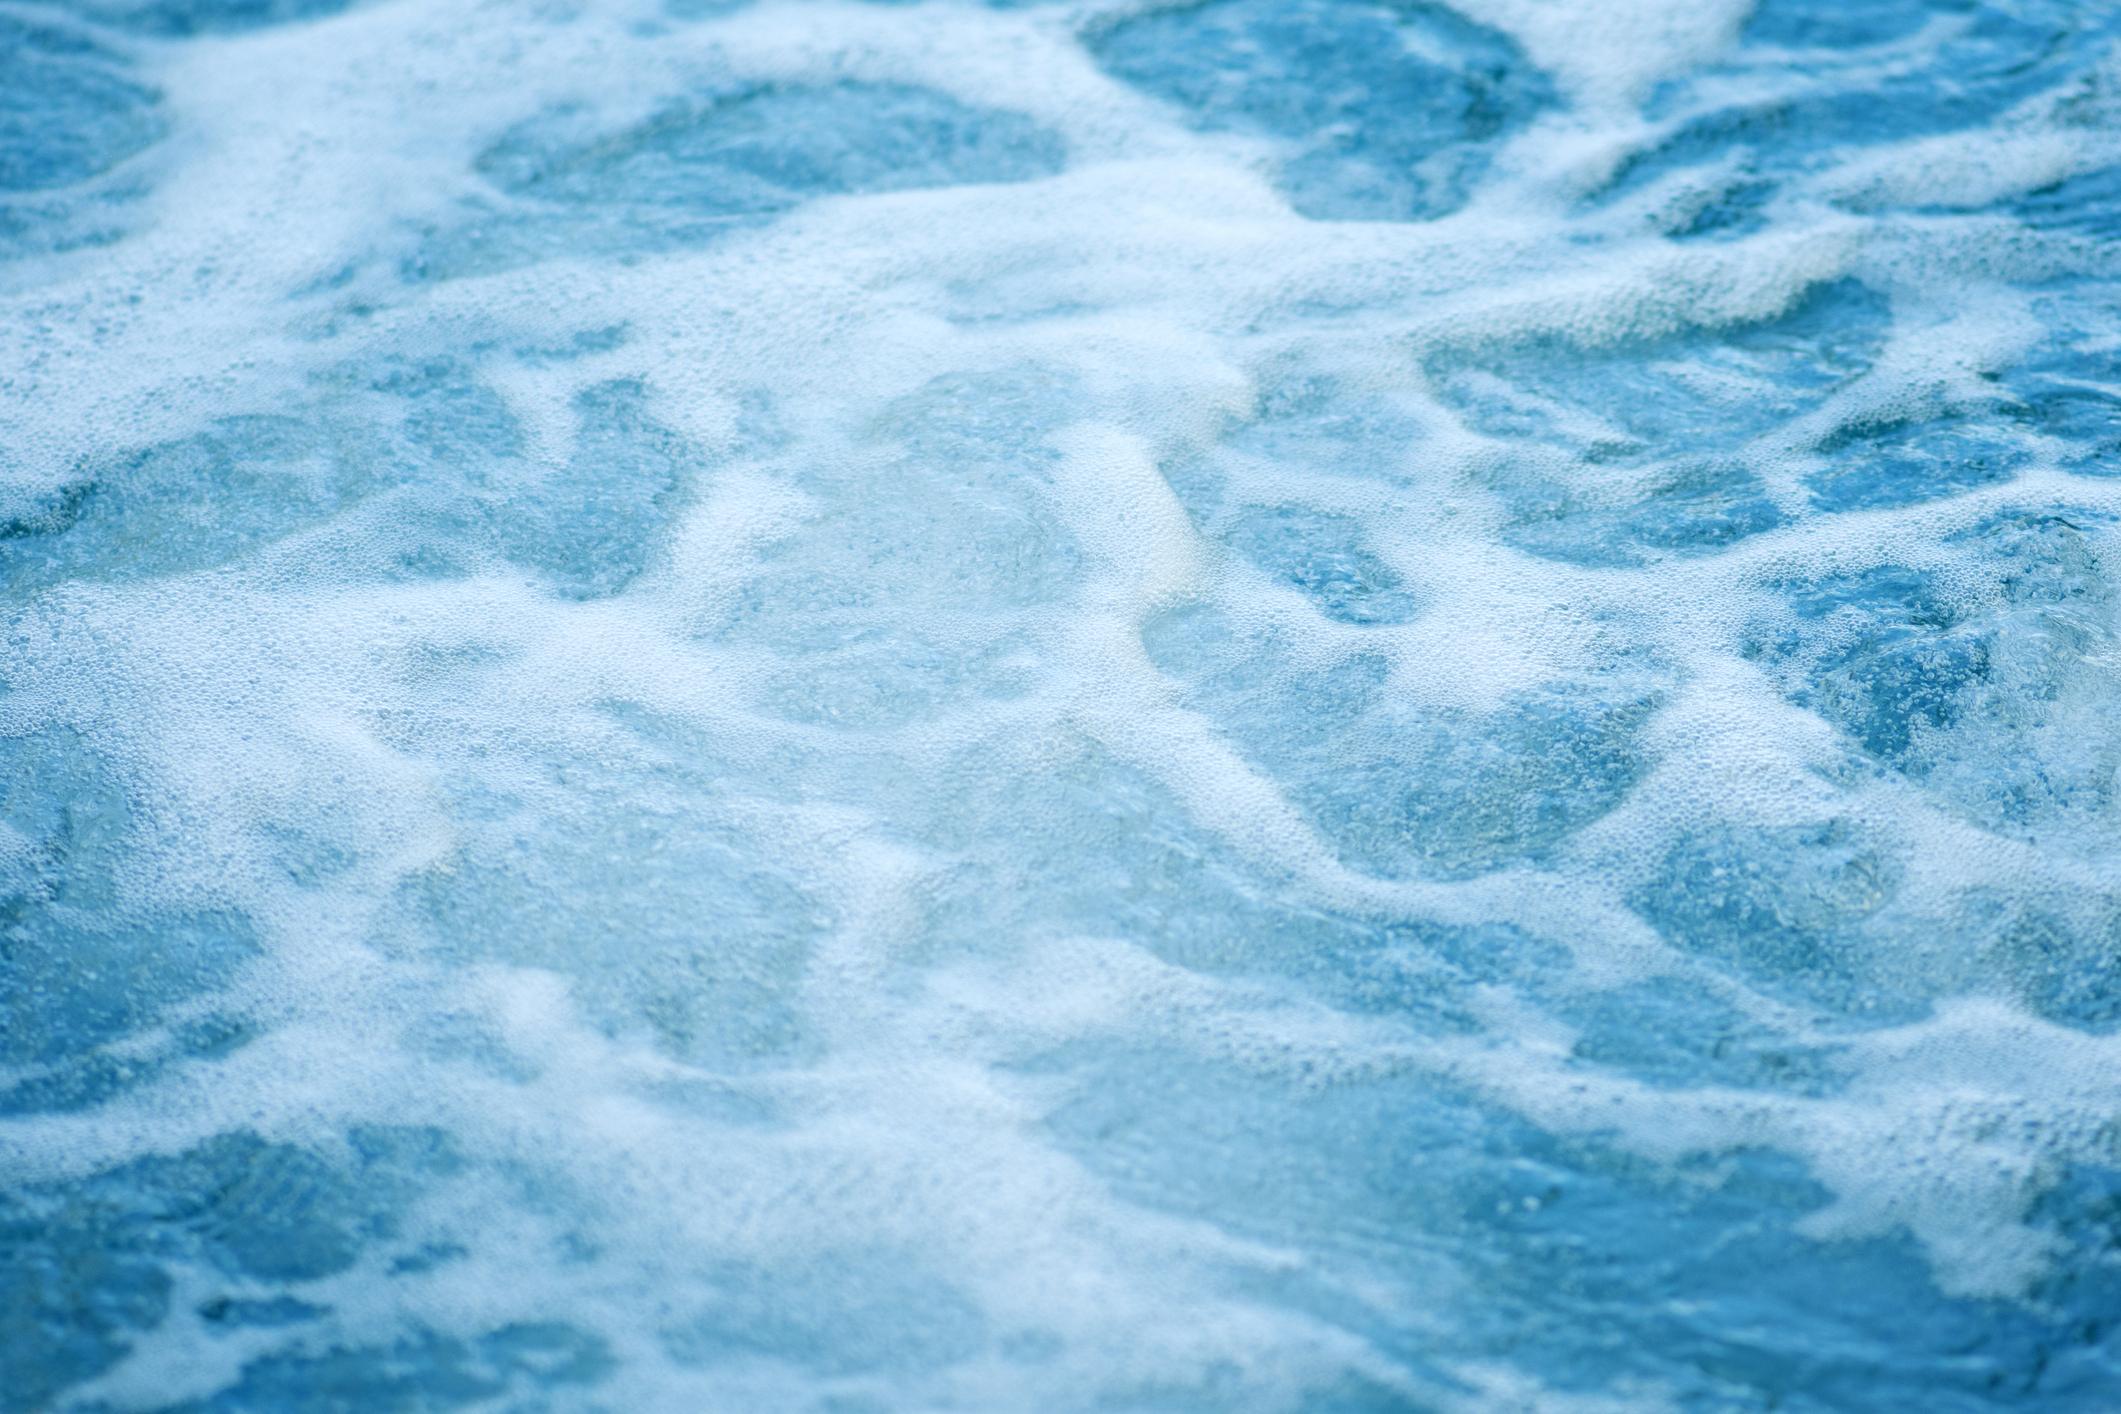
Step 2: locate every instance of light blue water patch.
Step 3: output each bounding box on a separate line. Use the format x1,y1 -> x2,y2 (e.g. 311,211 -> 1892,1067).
376,748 -> 828,1068
1156,364 -> 1430,527
491,378 -> 694,599
1430,277 -> 1890,452
1143,603 -> 1658,879
656,1249 -> 986,1376
916,740 -> 1553,1037
707,367 -> 1082,727
5,0 -> 2121,1410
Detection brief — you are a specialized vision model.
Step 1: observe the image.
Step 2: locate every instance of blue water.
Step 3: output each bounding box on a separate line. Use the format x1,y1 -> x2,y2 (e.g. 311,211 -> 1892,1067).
3,0 -> 2121,1409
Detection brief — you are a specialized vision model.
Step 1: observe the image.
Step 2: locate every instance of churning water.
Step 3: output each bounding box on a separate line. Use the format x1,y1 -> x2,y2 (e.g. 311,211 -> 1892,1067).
4,0 -> 2121,1408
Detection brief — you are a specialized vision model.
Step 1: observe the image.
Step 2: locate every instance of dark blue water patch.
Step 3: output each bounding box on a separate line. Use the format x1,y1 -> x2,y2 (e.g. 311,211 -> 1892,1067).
0,1199 -> 171,1412
508,322 -> 629,366
376,355 -> 524,464
162,1321 -> 612,1412
0,15 -> 161,194
1962,506 -> 2116,606
388,1240 -> 470,1276
1142,604 -> 1656,879
491,378 -> 693,599
125,1127 -> 456,1281
1607,0 -> 2121,231
1959,890 -> 2121,1034
1804,412 -> 2030,512
1747,511 -> 2121,834
1087,0 -> 1553,222
1664,174 -> 1780,240
2016,380 -> 2121,478
1220,505 -> 1418,624
2010,165 -> 2121,242
1756,564 -> 1993,764
0,1126 -> 465,1410
3,357 -> 703,601
1085,0 -> 1552,221
1431,278 -> 1888,456
1031,1041 -> 2107,1409
1995,286 -> 2121,476
1495,458 -> 1785,568
1285,919 -> 1563,1024
481,82 -> 1064,211
0,414 -> 390,598
413,82 -> 1065,280
1429,279 -> 1887,563
1742,0 -> 1970,50
1562,976 -> 1850,1096
1,1012 -> 255,1118
197,1294 -> 329,1330
63,0 -> 356,36
0,12 -> 162,259
2021,1161 -> 2121,1403
0,728 -> 261,1113
1632,821 -> 1933,1023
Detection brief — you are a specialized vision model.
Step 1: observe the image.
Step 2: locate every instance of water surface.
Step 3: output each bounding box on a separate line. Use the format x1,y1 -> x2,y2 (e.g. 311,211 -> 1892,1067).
4,0 -> 2121,1409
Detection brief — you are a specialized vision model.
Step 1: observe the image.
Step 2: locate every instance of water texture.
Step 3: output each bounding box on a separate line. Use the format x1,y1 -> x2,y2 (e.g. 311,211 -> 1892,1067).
3,0 -> 2120,1409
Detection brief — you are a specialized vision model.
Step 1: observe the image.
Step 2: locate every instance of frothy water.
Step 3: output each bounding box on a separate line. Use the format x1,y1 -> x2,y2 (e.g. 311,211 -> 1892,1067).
4,1 -> 2121,1408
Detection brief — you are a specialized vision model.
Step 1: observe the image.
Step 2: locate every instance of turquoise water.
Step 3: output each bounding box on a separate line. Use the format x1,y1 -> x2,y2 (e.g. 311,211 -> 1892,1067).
4,0 -> 2121,1409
